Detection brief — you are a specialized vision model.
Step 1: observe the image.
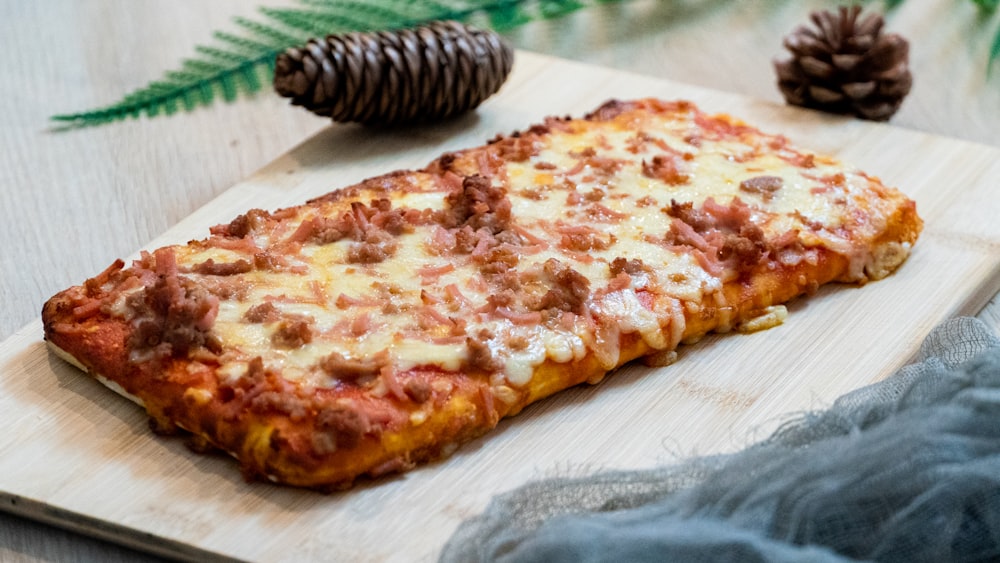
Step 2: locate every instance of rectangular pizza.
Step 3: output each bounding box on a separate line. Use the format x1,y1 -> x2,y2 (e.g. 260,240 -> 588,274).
42,99 -> 922,489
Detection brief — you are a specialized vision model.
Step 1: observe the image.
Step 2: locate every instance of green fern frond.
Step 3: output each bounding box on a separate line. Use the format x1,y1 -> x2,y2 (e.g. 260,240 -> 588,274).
539,0 -> 584,19
486,5 -> 533,31
973,0 -> 1000,12
990,26 -> 1000,75
228,17 -> 307,49
52,0 -> 628,127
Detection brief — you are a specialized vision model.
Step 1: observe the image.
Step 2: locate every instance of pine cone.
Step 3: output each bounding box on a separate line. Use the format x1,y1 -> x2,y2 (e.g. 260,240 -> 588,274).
274,21 -> 514,126
774,6 -> 912,121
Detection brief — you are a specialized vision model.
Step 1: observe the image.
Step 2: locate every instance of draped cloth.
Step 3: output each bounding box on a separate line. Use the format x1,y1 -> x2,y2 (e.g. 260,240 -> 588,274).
440,317 -> 1000,562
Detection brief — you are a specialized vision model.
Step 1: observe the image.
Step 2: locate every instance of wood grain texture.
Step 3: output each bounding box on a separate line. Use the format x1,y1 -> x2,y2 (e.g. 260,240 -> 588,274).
1,0 -> 999,561
2,50 -> 1000,562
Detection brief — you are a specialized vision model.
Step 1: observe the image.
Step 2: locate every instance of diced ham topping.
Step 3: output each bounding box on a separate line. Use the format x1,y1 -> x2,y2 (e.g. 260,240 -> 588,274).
190,258 -> 253,276
689,249 -> 724,277
694,111 -> 754,141
271,318 -> 313,348
71,299 -> 103,322
586,203 -> 628,223
606,272 -> 632,293
420,289 -> 442,305
441,169 -> 464,191
702,196 -> 753,231
314,405 -> 370,453
588,156 -> 624,177
482,289 -> 516,311
664,200 -> 713,231
739,175 -> 783,201
207,235 -> 261,254
83,259 -> 125,297
211,208 -> 272,238
418,263 -> 456,284
564,160 -> 587,177
335,293 -> 378,309
585,99 -> 634,121
477,150 -> 501,178
319,350 -> 388,383
450,226 -> 478,254
665,218 -> 712,252
626,132 -> 649,154
770,229 -> 802,249
527,258 -> 591,315
494,307 -> 543,325
636,195 -> 657,208
506,334 -> 530,351
558,224 -> 616,252
465,330 -> 501,373
519,187 -> 545,201
476,244 -> 520,274
425,225 -> 455,255
284,199 -> 411,264
287,216 -> 352,245
249,391 -> 308,424
661,197 -> 777,277
403,378 -> 432,403
375,366 -> 407,402
443,174 -> 512,234
492,133 -> 540,162
780,150 -> 816,169
218,357 -> 308,423
642,154 -> 690,185
346,229 -> 398,264
126,248 -> 220,359
814,172 -> 847,188
720,225 -> 767,271
512,225 -> 548,247
443,284 -> 472,308
609,257 -> 648,276
416,306 -> 455,330
569,147 -> 624,177
252,251 -> 306,274
349,312 -> 372,336
243,302 -> 280,323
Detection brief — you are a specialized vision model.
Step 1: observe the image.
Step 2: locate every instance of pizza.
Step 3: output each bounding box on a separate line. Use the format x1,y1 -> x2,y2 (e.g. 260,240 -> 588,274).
42,99 -> 922,489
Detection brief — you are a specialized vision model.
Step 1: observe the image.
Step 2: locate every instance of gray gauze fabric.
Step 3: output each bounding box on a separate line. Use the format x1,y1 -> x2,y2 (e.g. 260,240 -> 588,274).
440,317 -> 1000,562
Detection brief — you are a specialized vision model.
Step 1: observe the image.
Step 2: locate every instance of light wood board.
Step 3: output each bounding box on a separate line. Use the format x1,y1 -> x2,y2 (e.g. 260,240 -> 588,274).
1,51 -> 999,562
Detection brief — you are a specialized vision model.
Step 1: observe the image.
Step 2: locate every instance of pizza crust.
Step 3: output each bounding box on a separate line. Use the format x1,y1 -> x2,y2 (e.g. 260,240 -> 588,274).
866,241 -> 913,281
41,98 -> 922,489
48,341 -> 147,408
45,242 -> 873,488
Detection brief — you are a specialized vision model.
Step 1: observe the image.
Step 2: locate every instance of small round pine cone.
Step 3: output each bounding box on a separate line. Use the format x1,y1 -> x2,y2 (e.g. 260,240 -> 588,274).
274,21 -> 514,126
774,6 -> 912,121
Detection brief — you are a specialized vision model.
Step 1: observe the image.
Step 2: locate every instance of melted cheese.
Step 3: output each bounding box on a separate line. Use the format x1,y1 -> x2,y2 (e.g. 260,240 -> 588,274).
124,101 -> 908,391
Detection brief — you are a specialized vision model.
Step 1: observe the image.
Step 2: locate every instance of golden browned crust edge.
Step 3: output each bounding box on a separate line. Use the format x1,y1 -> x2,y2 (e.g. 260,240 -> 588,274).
41,98 -> 923,489
42,245 -> 899,489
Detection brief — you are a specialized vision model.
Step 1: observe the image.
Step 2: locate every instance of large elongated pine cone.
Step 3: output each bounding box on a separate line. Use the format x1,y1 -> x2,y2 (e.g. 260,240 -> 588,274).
775,6 -> 912,121
274,21 -> 514,126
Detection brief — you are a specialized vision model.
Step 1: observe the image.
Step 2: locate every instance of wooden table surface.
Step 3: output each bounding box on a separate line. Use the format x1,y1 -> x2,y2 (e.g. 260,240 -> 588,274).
1,1 -> 998,561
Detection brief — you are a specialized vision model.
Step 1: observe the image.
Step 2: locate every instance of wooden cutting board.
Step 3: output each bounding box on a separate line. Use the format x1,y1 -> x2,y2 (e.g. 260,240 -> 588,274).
2,51 -> 1000,562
